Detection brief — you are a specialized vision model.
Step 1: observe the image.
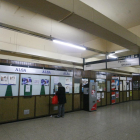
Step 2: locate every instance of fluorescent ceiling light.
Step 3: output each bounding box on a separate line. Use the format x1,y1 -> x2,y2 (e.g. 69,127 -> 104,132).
108,54 -> 117,58
53,40 -> 86,50
115,49 -> 129,54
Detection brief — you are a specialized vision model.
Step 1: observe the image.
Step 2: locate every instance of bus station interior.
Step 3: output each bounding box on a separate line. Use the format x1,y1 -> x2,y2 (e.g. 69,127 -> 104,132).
1,0 -> 140,140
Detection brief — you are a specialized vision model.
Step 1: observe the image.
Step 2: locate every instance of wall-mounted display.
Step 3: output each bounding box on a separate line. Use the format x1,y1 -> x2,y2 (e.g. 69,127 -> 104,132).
120,77 -> 126,81
111,92 -> 116,104
112,76 -> 119,80
9,75 -> 16,85
133,81 -> 138,90
41,79 -> 49,86
20,74 -> 50,96
126,81 -> 129,90
33,79 -> 40,85
123,81 -> 126,91
127,92 -> 129,97
111,79 -> 119,90
0,75 -> 8,84
22,77 -> 32,85
130,81 -> 132,90
120,81 -> 122,91
0,73 -> 19,97
116,92 -> 119,98
74,83 -> 80,93
97,93 -> 101,102
107,81 -> 110,92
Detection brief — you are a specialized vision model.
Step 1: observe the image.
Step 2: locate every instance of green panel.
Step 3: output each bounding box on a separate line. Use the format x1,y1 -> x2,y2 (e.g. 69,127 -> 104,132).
24,85 -> 32,96
40,85 -> 45,95
123,92 -> 127,101
5,85 -> 12,96
133,91 -> 139,100
120,92 -> 123,102
102,92 -> 106,106
107,93 -> 110,105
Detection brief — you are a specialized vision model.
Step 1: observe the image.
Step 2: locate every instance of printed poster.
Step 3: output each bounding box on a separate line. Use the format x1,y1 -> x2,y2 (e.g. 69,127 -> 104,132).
111,79 -> 119,90
130,91 -> 132,96
116,92 -> 119,98
22,77 -> 32,85
97,93 -> 101,102
41,79 -> 49,86
33,79 -> 40,85
9,75 -> 16,85
127,92 -> 129,97
120,81 -> 122,91
0,75 -> 8,84
65,85 -> 70,93
102,92 -> 104,98
65,78 -> 70,85
74,83 -> 80,93
112,92 -> 116,104
54,77 -> 59,84
25,85 -> 30,92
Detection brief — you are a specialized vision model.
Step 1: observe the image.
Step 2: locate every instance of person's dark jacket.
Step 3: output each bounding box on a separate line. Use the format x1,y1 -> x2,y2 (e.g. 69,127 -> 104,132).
56,86 -> 66,104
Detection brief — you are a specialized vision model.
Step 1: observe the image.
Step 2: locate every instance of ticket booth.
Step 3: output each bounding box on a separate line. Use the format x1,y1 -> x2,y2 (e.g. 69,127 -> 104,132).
83,81 -> 97,111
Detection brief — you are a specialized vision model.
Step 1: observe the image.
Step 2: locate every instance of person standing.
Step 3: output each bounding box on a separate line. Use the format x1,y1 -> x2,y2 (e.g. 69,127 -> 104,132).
55,82 -> 66,118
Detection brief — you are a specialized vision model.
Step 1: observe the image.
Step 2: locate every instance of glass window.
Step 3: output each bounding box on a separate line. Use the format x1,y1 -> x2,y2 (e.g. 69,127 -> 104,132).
123,81 -> 126,91
120,81 -> 122,91
96,79 -> 106,91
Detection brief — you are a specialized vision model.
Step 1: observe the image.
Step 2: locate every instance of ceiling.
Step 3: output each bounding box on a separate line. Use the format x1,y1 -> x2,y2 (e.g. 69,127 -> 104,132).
0,0 -> 140,74
80,0 -> 140,29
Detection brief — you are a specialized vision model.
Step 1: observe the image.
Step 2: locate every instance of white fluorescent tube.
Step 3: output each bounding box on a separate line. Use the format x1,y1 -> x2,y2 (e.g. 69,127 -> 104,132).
115,49 -> 129,53
108,54 -> 117,58
53,40 -> 86,50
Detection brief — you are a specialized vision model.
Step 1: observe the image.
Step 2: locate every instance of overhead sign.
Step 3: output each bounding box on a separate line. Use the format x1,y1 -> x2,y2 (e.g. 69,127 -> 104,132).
107,55 -> 139,69
0,65 -> 73,76
84,63 -> 106,70
96,74 -> 106,79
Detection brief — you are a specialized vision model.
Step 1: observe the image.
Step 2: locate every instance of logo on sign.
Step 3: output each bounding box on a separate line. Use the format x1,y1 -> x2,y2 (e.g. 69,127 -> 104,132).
15,68 -> 26,72
63,72 -> 70,76
42,70 -> 51,74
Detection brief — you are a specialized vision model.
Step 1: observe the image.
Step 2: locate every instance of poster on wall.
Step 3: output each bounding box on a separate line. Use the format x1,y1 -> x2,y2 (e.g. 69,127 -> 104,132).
9,75 -> 16,85
65,85 -> 70,93
111,79 -> 119,90
65,78 -> 70,85
22,77 -> 32,85
102,92 -> 104,98
120,81 -> 122,91
116,92 -> 119,98
54,77 -> 59,84
33,79 -> 40,85
97,93 -> 101,102
82,79 -> 88,86
133,81 -> 138,89
74,83 -> 80,93
112,92 -> 116,104
127,92 -> 129,97
123,81 -> 126,91
41,79 -> 49,86
0,75 -> 8,84
130,91 -> 132,96
25,85 -> 30,92
130,82 -> 132,90
126,81 -> 129,90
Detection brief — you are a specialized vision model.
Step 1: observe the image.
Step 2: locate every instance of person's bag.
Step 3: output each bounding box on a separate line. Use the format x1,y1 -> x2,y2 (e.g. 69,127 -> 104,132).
52,95 -> 58,104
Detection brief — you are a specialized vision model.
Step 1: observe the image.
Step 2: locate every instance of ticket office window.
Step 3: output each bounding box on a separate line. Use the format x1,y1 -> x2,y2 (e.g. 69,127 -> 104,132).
96,79 -> 106,91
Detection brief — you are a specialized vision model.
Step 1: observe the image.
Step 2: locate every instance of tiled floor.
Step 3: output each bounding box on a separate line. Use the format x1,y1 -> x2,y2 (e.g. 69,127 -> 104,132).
1,101 -> 140,140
